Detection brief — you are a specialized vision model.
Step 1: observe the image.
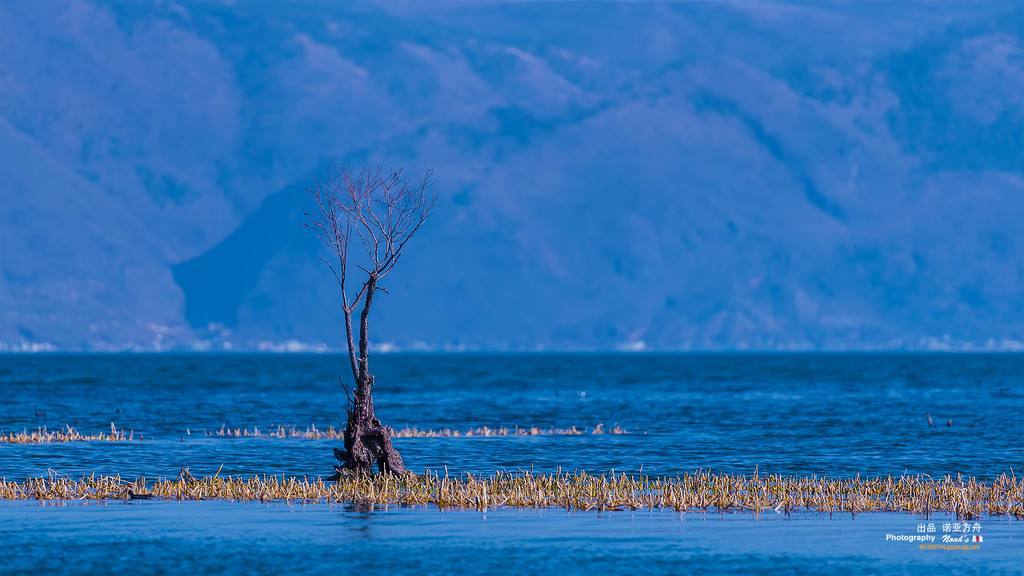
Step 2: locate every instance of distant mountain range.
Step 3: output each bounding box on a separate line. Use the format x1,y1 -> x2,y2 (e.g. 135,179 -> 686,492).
2,1 -> 1022,351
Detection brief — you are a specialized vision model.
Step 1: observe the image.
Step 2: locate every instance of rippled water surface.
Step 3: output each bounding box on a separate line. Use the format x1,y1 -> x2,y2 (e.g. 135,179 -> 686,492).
2,353 -> 1023,479
2,353 -> 1023,574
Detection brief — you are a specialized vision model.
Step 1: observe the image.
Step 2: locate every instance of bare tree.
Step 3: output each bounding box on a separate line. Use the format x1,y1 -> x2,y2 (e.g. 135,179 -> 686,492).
306,164 -> 436,477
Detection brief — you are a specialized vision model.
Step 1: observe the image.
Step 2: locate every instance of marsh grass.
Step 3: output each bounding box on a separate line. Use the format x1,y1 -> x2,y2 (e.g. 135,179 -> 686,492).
1,423 -> 625,443
0,423 -> 133,444
207,423 -> 626,439
1,471 -> 1022,519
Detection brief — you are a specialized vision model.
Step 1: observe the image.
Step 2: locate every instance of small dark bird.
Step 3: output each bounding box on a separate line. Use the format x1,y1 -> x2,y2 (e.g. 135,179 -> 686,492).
926,414 -> 934,427
946,418 -> 953,427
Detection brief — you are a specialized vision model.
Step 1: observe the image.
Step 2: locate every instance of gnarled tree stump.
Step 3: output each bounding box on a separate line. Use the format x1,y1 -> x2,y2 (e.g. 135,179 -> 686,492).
328,374 -> 408,479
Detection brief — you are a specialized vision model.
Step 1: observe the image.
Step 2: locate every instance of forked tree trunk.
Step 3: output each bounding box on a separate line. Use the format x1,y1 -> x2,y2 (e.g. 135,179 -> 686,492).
328,280 -> 408,479
328,373 -> 408,478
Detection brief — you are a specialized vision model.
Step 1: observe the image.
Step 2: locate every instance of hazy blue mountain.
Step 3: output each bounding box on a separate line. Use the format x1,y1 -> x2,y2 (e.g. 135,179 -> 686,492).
2,1 -> 1022,351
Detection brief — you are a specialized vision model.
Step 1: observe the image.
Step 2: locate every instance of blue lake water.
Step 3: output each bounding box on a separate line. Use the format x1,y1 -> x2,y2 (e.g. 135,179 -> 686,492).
1,353 -> 1023,573
0,502 -> 1021,575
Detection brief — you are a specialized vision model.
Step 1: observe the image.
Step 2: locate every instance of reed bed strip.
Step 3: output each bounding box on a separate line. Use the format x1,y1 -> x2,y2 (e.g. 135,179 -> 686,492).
1,424 -> 625,443
1,472 -> 1022,518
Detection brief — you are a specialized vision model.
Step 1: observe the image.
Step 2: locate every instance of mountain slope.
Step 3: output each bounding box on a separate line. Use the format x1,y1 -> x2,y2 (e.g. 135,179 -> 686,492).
2,1 -> 1023,350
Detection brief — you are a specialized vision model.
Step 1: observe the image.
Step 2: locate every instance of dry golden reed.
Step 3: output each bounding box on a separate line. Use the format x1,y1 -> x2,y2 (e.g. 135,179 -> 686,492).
1,471 -> 1021,518
0,423 -> 133,444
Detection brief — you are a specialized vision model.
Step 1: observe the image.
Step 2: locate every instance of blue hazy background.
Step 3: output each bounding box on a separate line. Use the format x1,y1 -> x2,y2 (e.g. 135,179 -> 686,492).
1,1 -> 1022,352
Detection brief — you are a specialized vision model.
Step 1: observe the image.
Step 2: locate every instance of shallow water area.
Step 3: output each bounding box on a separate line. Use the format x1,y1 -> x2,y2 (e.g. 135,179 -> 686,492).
0,501 -> 1020,575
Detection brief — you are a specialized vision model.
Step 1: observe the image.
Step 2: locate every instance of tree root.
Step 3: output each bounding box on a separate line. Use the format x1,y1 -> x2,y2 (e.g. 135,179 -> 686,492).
328,420 -> 409,480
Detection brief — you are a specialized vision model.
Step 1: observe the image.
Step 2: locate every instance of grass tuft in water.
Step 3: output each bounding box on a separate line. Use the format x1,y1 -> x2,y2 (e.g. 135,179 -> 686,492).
0,423 -> 134,443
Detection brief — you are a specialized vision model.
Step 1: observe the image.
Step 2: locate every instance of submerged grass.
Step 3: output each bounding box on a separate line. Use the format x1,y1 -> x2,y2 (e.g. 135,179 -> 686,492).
2,471 -> 1022,519
1,424 -> 625,443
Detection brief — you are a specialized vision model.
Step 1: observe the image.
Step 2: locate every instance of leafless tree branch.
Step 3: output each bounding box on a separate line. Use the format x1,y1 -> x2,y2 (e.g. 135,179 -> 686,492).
306,163 -> 436,392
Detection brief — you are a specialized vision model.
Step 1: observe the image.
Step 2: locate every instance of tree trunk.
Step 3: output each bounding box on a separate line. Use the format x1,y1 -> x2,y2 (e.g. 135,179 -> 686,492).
328,278 -> 408,479
329,373 -> 409,478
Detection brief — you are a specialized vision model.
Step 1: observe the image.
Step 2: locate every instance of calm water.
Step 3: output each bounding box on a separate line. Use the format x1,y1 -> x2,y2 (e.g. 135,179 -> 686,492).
0,502 -> 1021,575
2,353 -> 1023,573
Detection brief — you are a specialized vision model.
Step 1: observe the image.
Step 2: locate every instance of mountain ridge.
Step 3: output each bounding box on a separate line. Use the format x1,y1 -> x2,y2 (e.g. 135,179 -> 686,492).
1,1 -> 1022,351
